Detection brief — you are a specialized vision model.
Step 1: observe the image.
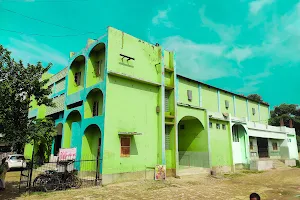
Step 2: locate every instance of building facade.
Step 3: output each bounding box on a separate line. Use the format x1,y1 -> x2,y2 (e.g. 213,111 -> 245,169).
25,27 -> 299,184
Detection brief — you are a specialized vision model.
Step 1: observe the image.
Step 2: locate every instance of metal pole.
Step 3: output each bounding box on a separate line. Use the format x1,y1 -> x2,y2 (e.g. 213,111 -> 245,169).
28,141 -> 35,192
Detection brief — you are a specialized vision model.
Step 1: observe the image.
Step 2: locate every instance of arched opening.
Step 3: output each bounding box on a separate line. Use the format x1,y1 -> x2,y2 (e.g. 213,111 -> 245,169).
63,110 -> 81,148
86,43 -> 105,87
81,124 -> 101,172
53,123 -> 63,156
85,88 -> 103,118
68,55 -> 86,95
178,116 -> 209,169
232,124 -> 247,164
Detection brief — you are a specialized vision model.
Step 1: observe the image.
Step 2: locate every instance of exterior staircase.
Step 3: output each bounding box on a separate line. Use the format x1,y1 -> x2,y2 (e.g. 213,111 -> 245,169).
272,160 -> 291,169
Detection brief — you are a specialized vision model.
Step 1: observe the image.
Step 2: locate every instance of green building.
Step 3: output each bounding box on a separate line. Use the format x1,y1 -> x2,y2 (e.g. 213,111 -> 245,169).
26,27 -> 299,184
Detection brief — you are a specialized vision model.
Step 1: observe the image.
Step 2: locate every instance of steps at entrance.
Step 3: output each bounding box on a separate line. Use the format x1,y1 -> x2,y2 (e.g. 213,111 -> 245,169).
177,166 -> 210,177
272,160 -> 290,169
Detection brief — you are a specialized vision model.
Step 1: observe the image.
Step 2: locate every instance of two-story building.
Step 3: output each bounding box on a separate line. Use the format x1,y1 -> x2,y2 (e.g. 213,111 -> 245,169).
25,27 -> 298,185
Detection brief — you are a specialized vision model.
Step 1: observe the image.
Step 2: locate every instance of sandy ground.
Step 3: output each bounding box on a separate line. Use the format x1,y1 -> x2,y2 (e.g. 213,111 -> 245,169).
2,168 -> 300,200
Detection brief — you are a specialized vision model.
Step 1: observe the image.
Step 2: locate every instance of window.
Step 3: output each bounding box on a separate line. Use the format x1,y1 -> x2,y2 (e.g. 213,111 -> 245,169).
222,124 -> 226,130
95,60 -> 102,77
216,123 -> 220,129
209,122 -> 213,128
74,72 -> 81,86
252,108 -> 256,115
187,90 -> 192,101
120,137 -> 130,157
165,125 -> 171,150
93,101 -> 99,116
272,142 -> 278,151
232,126 -> 239,142
288,138 -> 292,142
225,100 -> 229,109
250,141 -> 254,150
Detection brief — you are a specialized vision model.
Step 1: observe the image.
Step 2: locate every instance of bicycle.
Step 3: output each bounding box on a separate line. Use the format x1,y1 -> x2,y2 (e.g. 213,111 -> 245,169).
33,160 -> 82,192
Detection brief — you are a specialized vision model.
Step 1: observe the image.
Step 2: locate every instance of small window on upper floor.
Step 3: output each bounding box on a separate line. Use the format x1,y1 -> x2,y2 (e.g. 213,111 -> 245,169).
252,108 -> 256,115
74,72 -> 81,86
225,100 -> 229,110
95,60 -> 102,77
222,124 -> 226,130
187,90 -> 192,101
93,101 -> 99,116
216,123 -> 220,129
209,122 -> 213,128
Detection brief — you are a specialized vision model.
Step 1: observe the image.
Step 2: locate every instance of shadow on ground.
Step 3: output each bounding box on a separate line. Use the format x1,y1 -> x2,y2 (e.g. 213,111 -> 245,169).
0,170 -> 27,200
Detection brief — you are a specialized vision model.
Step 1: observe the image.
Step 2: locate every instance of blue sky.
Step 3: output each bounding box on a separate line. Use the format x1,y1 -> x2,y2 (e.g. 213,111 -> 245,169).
0,0 -> 299,108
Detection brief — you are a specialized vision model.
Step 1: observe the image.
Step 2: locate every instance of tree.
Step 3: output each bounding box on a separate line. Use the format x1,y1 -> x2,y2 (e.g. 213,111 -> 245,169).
247,94 -> 264,103
0,45 -> 55,154
269,104 -> 300,151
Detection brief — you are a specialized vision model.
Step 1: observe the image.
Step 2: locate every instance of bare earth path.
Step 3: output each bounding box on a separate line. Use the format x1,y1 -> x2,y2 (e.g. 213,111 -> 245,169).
2,168 -> 300,200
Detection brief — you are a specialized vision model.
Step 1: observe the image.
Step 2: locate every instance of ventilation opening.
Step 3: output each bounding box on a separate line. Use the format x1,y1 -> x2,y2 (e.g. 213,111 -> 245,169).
165,90 -> 170,112
67,101 -> 83,109
165,125 -> 171,150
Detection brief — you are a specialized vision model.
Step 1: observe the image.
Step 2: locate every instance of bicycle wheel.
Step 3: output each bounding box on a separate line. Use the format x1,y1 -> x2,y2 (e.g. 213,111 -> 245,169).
33,175 -> 46,191
44,176 -> 60,191
66,175 -> 82,189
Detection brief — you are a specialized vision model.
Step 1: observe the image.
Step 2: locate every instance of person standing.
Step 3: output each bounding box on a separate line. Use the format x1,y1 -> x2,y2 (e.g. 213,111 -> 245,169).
0,158 -> 9,190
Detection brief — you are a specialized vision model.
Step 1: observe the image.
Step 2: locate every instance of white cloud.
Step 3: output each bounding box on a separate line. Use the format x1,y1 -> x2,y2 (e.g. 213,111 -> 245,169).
249,0 -> 274,15
162,36 -> 239,81
199,6 -> 241,44
237,70 -> 271,93
152,8 -> 174,28
225,46 -> 253,64
6,36 -> 68,71
253,2 -> 300,65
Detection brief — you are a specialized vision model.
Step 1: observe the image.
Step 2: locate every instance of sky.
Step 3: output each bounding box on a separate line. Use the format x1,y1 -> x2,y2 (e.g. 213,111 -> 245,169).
0,0 -> 299,108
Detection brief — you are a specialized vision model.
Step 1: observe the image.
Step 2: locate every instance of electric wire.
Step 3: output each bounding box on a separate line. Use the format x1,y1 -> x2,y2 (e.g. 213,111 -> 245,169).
0,6 -> 103,34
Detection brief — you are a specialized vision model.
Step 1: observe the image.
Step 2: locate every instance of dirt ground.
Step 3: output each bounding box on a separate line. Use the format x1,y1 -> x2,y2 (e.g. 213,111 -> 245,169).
2,168 -> 300,200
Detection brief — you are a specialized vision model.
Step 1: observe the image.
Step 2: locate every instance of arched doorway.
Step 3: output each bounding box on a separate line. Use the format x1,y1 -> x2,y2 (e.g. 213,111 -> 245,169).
85,88 -> 103,118
232,124 -> 247,164
87,43 -> 105,87
53,123 -> 63,156
178,116 -> 208,169
68,55 -> 86,95
81,124 -> 101,172
64,110 -> 82,148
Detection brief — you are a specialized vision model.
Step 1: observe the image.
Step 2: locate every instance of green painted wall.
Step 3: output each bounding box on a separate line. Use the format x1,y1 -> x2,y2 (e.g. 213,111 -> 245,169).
178,118 -> 207,152
67,56 -> 85,95
178,78 -> 199,107
220,91 -> 234,115
24,143 -> 34,159
248,101 -> 259,122
107,27 -> 161,85
260,105 -> 269,124
103,76 -> 160,174
235,97 -> 248,118
209,119 -> 233,167
201,85 -> 218,112
86,44 -> 105,88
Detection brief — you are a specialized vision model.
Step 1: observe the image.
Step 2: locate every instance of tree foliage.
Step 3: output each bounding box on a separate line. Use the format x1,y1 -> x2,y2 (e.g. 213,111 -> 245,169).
247,94 -> 264,103
269,104 -> 300,150
0,45 -> 55,153
269,104 -> 300,135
